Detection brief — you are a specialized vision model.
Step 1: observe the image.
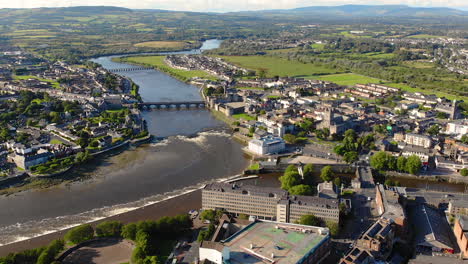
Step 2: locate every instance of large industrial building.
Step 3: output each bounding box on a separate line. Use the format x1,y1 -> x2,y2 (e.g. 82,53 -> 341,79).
202,183 -> 340,223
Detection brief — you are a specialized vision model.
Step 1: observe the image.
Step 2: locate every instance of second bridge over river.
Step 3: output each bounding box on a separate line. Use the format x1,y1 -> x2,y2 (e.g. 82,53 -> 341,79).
137,101 -> 206,110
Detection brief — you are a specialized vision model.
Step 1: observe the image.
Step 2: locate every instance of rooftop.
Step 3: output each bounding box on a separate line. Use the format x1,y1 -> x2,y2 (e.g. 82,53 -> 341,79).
204,183 -> 288,199
223,221 -> 329,264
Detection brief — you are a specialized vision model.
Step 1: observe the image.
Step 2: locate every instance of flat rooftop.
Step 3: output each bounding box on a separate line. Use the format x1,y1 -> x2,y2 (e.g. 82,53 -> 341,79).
223,221 -> 329,264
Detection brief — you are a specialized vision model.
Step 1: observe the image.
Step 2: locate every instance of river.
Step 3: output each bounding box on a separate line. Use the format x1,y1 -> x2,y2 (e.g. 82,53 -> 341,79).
0,39 -> 249,246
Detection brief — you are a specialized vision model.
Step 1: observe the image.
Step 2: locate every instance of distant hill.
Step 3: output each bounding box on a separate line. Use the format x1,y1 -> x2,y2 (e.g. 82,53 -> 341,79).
233,4 -> 468,18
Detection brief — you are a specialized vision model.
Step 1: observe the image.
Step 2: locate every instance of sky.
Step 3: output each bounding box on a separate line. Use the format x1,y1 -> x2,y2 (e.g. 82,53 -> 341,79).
0,0 -> 467,12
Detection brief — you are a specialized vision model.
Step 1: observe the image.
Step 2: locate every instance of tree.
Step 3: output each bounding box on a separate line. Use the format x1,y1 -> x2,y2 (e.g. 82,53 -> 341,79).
96,221 -> 123,237
64,224 -> 94,245
397,156 -> 407,172
320,166 -> 334,182
406,155 -> 422,175
460,168 -> 468,177
325,221 -> 340,237
297,214 -> 321,226
343,151 -> 358,164
36,239 -> 65,264
334,177 -> 341,188
462,134 -> 468,144
285,165 -> 298,174
121,223 -> 138,241
370,151 -> 391,170
258,68 -> 268,79
436,112 -> 448,119
302,164 -> 314,185
283,134 -> 297,144
279,171 -> 301,191
200,209 -> 217,222
289,184 -> 313,195
75,151 -> 92,164
427,124 -> 441,136
384,179 -> 395,186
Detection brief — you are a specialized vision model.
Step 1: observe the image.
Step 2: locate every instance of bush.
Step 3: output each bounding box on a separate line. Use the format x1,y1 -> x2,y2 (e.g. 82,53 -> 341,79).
121,223 -> 138,240
289,184 -> 313,195
200,209 -> 216,222
96,221 -> 123,237
461,168 -> 468,177
325,221 -> 340,237
197,223 -> 215,242
297,214 -> 321,226
36,239 -> 65,264
64,224 -> 94,245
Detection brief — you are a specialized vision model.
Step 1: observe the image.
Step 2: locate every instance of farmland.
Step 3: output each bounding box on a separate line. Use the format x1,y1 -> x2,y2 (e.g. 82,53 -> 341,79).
134,41 -> 189,49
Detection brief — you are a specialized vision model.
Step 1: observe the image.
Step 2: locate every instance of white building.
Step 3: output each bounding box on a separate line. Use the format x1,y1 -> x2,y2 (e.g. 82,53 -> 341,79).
404,133 -> 432,148
248,136 -> 286,155
446,121 -> 468,139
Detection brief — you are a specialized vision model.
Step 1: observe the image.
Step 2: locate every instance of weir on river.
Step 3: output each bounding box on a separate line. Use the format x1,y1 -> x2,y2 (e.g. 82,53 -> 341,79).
0,39 -> 248,248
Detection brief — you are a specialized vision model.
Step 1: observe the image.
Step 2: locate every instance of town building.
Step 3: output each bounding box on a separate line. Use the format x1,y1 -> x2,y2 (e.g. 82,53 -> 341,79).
199,220 -> 331,264
413,204 -> 456,255
248,136 -> 286,155
449,200 -> 468,216
202,183 -> 340,223
401,133 -> 432,148
453,215 -> 468,259
375,185 -> 407,237
446,120 -> 468,139
340,217 -> 395,263
355,217 -> 395,259
8,152 -> 53,169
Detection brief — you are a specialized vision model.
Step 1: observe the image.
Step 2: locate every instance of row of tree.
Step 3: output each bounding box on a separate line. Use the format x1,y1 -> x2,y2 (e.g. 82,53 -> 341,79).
370,151 -> 422,175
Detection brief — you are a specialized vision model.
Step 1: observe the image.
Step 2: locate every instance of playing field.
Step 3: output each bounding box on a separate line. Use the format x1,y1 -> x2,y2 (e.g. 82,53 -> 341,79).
219,56 -> 340,78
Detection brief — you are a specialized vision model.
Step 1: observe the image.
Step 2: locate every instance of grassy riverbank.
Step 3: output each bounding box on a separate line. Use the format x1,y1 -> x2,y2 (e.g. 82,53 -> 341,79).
114,56 -> 216,82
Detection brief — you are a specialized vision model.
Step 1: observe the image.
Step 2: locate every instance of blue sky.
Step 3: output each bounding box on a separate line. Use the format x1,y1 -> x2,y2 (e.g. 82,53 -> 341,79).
1,0 -> 467,11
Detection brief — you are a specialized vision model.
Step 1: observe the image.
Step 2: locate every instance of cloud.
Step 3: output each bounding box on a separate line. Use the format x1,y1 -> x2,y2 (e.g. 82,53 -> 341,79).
0,0 -> 466,11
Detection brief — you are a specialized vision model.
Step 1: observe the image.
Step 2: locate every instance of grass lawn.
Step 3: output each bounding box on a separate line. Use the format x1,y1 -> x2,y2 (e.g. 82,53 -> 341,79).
267,95 -> 281,99
118,56 -> 216,81
13,75 -> 61,89
308,73 -> 383,86
232,113 -> 256,121
49,139 -> 63,145
248,163 -> 260,170
310,43 -> 325,50
218,56 -> 340,78
133,41 -> 187,49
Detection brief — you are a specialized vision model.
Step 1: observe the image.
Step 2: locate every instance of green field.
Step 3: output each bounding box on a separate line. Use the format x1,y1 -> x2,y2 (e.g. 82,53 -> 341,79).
310,43 -> 325,50
118,56 -> 216,81
232,113 -> 256,121
49,139 -> 63,145
407,34 -> 445,39
308,73 -> 383,86
219,56 -> 340,78
134,41 -> 187,49
13,75 -> 61,89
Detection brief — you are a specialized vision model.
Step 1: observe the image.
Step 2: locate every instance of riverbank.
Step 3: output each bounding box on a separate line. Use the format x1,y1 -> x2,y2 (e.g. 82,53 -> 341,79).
0,190 -> 201,256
